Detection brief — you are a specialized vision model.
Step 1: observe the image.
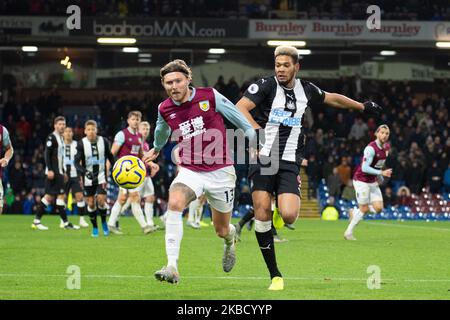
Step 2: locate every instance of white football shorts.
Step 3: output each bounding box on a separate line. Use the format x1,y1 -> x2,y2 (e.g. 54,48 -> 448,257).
171,166 -> 236,213
353,180 -> 383,205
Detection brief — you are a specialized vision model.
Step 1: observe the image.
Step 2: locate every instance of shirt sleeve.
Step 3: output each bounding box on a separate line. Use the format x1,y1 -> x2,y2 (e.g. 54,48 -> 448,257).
45,135 -> 56,172
2,127 -> 11,148
361,146 -> 382,176
213,89 -> 256,141
74,141 -> 85,176
243,78 -> 272,107
153,108 -> 172,152
113,131 -> 125,147
303,80 -> 326,105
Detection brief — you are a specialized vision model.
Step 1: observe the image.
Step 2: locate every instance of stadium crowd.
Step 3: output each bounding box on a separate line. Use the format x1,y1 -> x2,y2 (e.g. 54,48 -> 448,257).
0,76 -> 449,215
1,0 -> 449,20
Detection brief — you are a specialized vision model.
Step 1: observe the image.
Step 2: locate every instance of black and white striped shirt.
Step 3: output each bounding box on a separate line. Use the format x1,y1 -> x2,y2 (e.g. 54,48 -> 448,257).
244,76 -> 325,164
45,132 -> 65,175
74,136 -> 114,187
64,141 -> 78,178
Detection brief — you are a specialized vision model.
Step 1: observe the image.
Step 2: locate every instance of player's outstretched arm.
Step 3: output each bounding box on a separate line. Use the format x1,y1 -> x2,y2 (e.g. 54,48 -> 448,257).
143,110 -> 171,164
323,92 -> 382,116
0,144 -> 13,168
213,89 -> 257,141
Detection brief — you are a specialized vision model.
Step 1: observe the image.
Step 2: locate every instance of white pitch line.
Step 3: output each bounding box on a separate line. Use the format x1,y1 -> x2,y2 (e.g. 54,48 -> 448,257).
365,222 -> 450,232
2,273 -> 450,282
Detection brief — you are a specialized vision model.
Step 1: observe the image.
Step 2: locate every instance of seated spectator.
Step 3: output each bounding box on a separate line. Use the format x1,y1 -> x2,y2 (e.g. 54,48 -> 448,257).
326,167 -> 342,199
396,186 -> 412,207
427,161 -> 443,193
341,180 -> 356,202
384,187 -> 397,207
337,157 -> 352,191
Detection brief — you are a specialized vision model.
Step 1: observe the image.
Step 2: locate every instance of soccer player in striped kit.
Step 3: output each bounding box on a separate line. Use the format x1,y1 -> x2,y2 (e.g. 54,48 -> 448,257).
0,124 -> 14,215
62,127 -> 89,228
107,111 -> 154,235
236,46 -> 383,290
32,116 -> 79,230
143,59 -> 256,284
74,120 -> 115,237
344,125 -> 392,240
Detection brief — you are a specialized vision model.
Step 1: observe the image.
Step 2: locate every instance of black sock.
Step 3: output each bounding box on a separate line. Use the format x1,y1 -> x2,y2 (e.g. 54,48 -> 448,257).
56,205 -> 68,223
239,209 -> 255,228
271,223 -> 278,236
78,204 -> 86,217
255,229 -> 282,279
35,201 -> 48,220
89,209 -> 98,228
99,208 -> 107,224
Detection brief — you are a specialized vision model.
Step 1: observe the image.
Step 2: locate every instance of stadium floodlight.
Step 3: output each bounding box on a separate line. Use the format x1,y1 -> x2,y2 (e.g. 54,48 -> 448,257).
22,46 -> 38,52
138,58 -> 151,63
297,49 -> 312,55
97,38 -> 136,44
380,50 -> 396,56
122,47 -> 139,53
138,53 -> 152,58
208,48 -> 226,54
436,42 -> 450,48
205,59 -> 219,63
267,40 -> 306,47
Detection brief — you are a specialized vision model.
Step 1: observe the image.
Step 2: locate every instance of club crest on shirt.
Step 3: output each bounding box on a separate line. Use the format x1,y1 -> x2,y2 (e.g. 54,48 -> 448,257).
199,100 -> 210,112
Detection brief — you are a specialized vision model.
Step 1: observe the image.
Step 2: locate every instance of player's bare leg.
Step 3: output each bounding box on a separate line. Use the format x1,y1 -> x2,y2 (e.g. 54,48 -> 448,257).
155,183 -> 195,284
211,208 -> 236,272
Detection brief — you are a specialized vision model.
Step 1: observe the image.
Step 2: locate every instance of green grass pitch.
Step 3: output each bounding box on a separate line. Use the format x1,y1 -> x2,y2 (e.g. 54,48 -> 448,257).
1,215 -> 450,300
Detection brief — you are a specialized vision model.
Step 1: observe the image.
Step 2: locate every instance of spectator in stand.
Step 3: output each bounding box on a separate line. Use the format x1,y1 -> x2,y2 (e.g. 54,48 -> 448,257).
337,157 -> 352,192
326,167 -> 342,199
341,180 -> 356,202
348,117 -> 368,141
383,187 -> 397,207
8,161 -> 27,196
306,154 -> 320,199
406,161 -> 424,194
397,186 -> 412,207
214,76 -> 226,95
443,163 -> 450,193
427,161 -> 443,193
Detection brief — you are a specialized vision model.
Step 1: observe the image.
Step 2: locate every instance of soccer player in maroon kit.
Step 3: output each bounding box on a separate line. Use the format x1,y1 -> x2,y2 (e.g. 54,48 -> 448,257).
107,111 -> 154,235
344,125 -> 392,240
0,124 -> 14,215
143,60 -> 256,284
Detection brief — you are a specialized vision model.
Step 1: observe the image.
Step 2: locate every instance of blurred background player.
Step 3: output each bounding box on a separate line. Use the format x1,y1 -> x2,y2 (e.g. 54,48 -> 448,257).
143,59 -> 256,284
120,121 -> 161,230
344,125 -> 392,240
0,124 -> 14,214
62,127 -> 88,228
31,116 -> 79,230
186,194 -> 207,229
74,120 -> 114,237
107,111 -> 154,235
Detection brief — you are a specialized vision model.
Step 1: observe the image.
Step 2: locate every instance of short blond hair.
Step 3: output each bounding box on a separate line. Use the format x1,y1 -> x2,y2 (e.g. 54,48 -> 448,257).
274,46 -> 299,64
128,111 -> 142,119
139,121 -> 150,128
84,120 -> 97,128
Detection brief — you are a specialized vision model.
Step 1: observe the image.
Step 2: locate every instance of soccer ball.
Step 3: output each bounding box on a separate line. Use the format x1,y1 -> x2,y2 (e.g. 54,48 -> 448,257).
112,155 -> 146,189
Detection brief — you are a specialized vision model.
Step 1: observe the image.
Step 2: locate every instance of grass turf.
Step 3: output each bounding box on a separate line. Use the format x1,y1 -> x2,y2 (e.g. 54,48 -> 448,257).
1,215 -> 450,300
